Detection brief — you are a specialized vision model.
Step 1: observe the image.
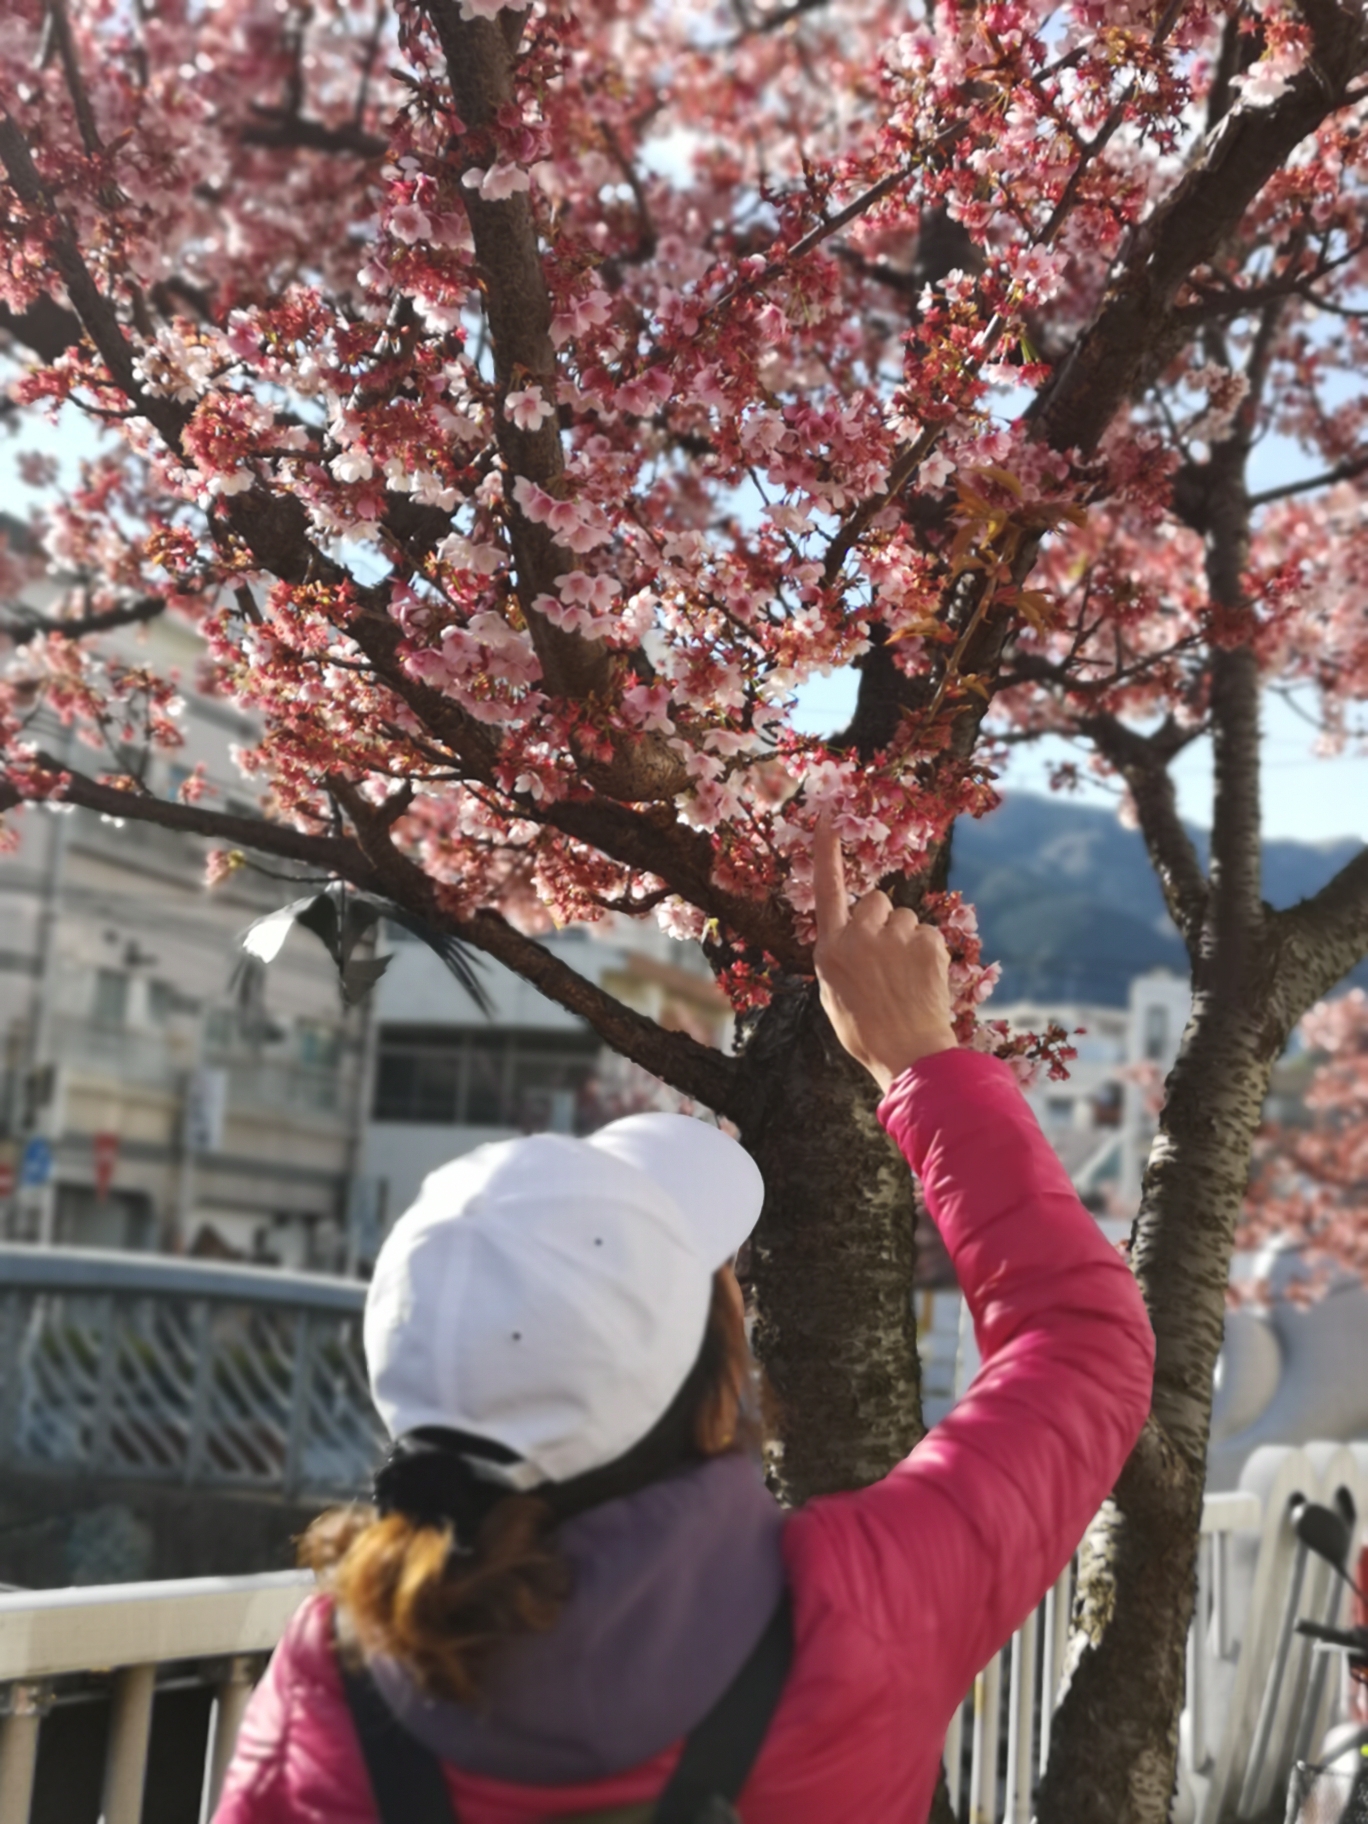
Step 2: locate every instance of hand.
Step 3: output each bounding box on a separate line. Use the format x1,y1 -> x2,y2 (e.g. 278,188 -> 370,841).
812,815 -> 958,1092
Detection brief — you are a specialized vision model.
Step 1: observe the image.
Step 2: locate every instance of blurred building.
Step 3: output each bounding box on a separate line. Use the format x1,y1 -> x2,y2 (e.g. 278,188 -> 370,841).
0,597 -> 369,1270
958,968 -> 1195,1230
360,919 -> 733,1246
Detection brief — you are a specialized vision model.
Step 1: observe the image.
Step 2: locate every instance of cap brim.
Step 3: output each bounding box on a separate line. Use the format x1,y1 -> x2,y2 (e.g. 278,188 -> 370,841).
586,1114 -> 763,1266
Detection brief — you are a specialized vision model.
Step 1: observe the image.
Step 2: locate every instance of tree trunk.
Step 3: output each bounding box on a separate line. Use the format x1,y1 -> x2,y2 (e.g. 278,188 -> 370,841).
1037,998 -> 1281,1824
738,980 -> 963,1824
736,979 -> 927,1501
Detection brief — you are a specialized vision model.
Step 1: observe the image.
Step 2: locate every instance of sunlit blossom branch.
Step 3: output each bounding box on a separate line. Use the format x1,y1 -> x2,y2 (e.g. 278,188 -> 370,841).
1033,8 -> 1368,454
0,115 -> 187,448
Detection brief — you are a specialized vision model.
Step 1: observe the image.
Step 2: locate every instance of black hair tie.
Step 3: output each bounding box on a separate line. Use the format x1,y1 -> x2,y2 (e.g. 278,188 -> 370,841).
373,1428 -> 527,1551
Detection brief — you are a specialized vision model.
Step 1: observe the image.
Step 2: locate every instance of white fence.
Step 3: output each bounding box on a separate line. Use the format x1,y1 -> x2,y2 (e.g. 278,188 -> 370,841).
0,1448 -> 1362,1824
0,1570 -> 311,1824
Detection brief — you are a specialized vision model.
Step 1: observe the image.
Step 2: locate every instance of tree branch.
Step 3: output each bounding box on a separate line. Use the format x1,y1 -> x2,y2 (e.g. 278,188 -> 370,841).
0,755 -> 744,1111
43,0 -> 106,159
0,753 -> 370,877
1274,845 -> 1368,1010
418,0 -> 613,705
328,777 -> 746,1114
459,908 -> 744,1115
1,593 -> 167,647
239,108 -> 387,159
0,294 -> 84,361
416,1 -> 686,803
0,113 -> 187,448
1077,712 -> 1209,957
1249,447 -> 1368,506
1032,9 -> 1368,454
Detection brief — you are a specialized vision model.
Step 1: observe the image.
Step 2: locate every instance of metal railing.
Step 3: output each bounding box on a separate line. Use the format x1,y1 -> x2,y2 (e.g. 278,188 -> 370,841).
0,1247 -> 384,1501
939,1490 -> 1265,1824
1194,1443 -> 1368,1824
0,1480 -> 1339,1824
0,1570 -> 311,1824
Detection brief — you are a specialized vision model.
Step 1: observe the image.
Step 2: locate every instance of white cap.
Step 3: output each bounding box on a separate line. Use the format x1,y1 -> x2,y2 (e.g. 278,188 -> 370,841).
364,1114 -> 764,1486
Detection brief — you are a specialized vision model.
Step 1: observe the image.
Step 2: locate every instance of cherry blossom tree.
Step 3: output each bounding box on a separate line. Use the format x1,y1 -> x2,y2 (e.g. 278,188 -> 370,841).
4,0 -> 1368,1816
1239,988 -> 1368,1294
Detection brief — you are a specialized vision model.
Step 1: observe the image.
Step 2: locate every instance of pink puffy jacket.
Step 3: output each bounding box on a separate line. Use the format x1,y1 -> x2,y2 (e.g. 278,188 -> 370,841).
215,1049 -> 1155,1824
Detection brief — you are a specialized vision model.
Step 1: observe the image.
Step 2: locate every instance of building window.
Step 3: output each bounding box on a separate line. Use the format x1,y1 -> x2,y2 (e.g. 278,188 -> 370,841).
148,979 -> 180,1025
297,1020 -> 342,1069
1143,1005 -> 1168,1061
373,1026 -> 601,1130
93,969 -> 129,1029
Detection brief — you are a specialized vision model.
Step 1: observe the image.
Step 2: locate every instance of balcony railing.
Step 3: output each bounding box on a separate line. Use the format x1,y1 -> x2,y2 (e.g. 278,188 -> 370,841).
0,1455 -> 1362,1824
0,1246 -> 384,1501
48,1020 -> 352,1120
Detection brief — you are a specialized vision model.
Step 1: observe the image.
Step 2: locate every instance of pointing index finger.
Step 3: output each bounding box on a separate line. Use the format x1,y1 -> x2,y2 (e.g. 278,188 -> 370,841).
813,813 -> 849,940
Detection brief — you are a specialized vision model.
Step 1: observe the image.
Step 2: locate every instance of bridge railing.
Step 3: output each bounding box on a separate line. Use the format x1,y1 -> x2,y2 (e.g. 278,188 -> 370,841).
0,1246 -> 384,1501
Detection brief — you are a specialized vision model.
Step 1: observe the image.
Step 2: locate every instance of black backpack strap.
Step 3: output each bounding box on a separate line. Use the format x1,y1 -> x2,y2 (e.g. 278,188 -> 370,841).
652,1593 -> 793,1824
332,1593 -> 792,1824
336,1646 -> 459,1824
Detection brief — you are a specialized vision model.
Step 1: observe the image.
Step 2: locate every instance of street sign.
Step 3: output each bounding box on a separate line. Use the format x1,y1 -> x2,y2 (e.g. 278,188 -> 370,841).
20,1137 -> 52,1189
184,1067 -> 228,1154
93,1131 -> 120,1203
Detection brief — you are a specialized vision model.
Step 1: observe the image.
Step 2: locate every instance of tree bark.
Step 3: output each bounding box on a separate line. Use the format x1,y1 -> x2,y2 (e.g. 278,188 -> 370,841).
1036,1012 -> 1279,1824
736,980 -> 928,1500
1039,638 -> 1286,1824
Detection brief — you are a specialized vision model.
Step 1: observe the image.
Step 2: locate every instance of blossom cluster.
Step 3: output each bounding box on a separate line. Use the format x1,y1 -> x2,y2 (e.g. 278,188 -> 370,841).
1,0 -> 1366,1033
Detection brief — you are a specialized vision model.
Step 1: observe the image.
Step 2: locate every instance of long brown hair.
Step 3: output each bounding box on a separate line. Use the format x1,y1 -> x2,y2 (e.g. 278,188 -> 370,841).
301,1271 -> 755,1704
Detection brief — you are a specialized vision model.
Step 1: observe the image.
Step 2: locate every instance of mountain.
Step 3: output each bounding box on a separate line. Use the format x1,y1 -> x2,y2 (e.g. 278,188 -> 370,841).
948,793 -> 1365,1007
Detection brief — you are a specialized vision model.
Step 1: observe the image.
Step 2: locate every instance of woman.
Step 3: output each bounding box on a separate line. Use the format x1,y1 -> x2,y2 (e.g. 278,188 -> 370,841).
215,823 -> 1155,1823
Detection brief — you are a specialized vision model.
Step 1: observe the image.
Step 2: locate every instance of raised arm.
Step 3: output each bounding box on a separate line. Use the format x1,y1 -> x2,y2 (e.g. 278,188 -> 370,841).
798,820 -> 1154,1707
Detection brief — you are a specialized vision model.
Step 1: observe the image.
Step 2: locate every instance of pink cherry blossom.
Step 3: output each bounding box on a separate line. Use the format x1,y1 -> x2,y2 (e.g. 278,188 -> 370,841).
504,388 -> 555,432
462,163 -> 531,202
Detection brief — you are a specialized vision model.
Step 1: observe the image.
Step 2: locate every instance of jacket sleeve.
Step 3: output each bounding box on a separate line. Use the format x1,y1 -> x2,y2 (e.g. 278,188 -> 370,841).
212,1595 -> 376,1824
789,1047 -> 1154,1710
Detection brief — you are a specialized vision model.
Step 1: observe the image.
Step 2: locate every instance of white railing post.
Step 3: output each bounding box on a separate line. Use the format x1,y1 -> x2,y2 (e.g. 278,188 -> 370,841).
1189,1530 -> 1211,1775
1006,1607 -> 1038,1823
969,1649 -> 1002,1824
944,1696 -> 965,1816
1039,1559 -> 1073,1778
201,1656 -> 258,1822
0,1684 -> 46,1824
102,1662 -> 157,1824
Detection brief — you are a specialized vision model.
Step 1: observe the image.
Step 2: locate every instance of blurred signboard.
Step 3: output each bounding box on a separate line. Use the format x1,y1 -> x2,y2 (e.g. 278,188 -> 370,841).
184,1068 -> 228,1155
